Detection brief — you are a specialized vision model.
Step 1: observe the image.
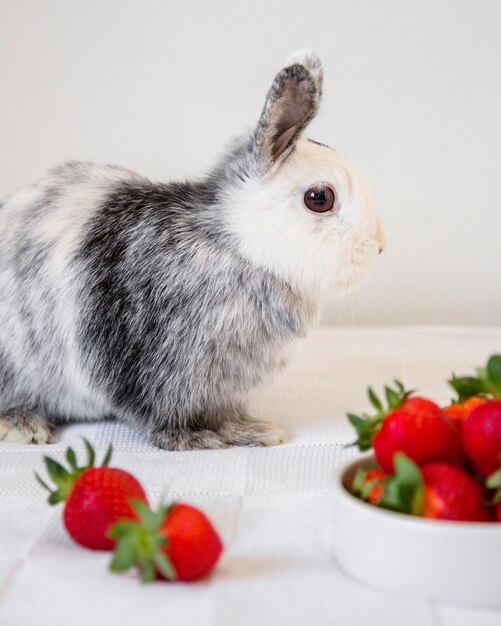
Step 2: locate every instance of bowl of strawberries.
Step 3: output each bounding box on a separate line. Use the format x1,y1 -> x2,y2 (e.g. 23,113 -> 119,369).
331,355 -> 501,608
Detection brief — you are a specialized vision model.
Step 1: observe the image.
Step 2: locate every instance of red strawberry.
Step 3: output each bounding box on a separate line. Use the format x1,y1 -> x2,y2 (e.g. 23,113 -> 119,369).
348,382 -> 464,472
461,400 -> 501,477
109,501 -> 223,582
36,440 -> 147,550
374,453 -> 493,522
352,467 -> 387,505
419,463 -> 493,522
443,396 -> 487,432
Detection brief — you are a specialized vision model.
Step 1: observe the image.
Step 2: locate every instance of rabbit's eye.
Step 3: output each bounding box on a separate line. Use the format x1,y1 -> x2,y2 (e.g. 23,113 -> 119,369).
303,186 -> 336,213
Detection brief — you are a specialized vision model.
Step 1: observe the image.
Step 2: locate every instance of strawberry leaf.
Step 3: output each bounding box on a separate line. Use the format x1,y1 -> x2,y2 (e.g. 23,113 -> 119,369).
83,438 -> 96,468
361,479 -> 381,500
149,505 -> 171,532
110,536 -> 137,572
44,457 -> 70,482
43,457 -> 74,501
34,472 -> 52,493
486,465 -> 501,505
352,468 -> 367,495
35,439 -> 114,505
487,355 -> 501,394
153,552 -> 176,580
102,444 -> 113,467
449,354 -> 501,401
138,559 -> 156,583
48,492 -> 64,505
347,414 -> 365,429
486,468 -> 501,490
132,500 -> 160,530
36,469 -> 65,504
107,520 -> 137,540
379,453 -> 423,515
448,375 -> 486,402
394,380 -> 405,395
351,468 -> 384,501
368,387 -> 383,413
109,502 -> 177,584
65,448 -> 78,471
347,413 -> 380,451
385,386 -> 401,410
347,381 -> 412,451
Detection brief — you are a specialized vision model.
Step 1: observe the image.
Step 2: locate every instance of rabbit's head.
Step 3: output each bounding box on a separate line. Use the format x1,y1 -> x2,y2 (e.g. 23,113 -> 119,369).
217,49 -> 384,302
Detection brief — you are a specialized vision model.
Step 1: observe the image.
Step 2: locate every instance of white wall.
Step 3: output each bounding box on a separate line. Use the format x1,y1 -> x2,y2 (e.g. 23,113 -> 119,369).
1,0 -> 500,326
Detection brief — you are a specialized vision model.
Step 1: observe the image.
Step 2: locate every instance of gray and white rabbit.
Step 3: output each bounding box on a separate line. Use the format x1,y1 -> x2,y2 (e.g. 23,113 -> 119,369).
0,50 -> 384,450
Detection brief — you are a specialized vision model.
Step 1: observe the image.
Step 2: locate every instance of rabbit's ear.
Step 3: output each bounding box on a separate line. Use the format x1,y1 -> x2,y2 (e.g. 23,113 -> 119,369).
253,49 -> 323,173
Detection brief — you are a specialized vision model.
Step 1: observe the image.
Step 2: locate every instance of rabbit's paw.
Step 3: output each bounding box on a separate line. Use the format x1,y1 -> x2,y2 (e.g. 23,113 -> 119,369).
0,410 -> 54,444
219,415 -> 285,447
149,427 -> 229,451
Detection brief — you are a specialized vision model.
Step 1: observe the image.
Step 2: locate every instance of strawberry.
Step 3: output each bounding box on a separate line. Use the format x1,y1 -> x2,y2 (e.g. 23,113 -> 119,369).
419,463 -> 493,522
461,400 -> 501,477
374,453 -> 493,522
449,354 -> 501,402
486,465 -> 501,522
348,382 -> 464,472
36,439 -> 148,550
352,467 -> 387,505
443,396 -> 487,431
109,501 -> 223,582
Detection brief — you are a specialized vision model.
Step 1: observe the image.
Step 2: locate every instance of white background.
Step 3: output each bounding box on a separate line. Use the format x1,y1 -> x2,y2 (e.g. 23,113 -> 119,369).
0,0 -> 500,325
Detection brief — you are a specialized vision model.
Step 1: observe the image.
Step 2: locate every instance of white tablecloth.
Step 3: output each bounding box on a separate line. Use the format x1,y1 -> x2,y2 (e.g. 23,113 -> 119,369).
1,326 -> 501,626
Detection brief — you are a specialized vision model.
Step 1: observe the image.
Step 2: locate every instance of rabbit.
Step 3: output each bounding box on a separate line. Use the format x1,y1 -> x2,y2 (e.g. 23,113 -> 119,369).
0,49 -> 385,450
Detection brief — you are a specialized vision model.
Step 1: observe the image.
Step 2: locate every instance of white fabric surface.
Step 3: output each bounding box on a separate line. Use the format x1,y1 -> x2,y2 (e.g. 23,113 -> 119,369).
1,326 -> 501,626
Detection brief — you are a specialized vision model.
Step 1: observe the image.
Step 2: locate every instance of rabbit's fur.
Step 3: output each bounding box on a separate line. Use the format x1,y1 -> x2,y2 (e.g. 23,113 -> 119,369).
0,50 -> 384,449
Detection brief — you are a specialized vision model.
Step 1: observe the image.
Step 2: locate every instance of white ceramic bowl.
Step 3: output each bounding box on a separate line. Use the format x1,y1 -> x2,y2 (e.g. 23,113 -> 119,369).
331,455 -> 501,608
